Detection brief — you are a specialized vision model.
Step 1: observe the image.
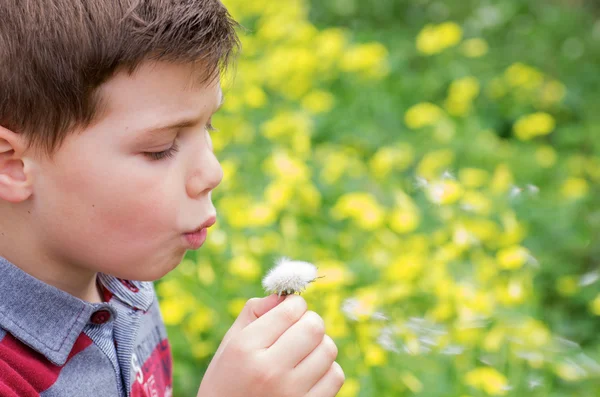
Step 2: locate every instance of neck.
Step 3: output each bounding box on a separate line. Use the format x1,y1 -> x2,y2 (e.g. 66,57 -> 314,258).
0,206 -> 103,303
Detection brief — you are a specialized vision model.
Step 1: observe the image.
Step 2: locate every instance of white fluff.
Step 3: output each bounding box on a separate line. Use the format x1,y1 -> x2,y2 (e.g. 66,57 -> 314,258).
262,257 -> 318,296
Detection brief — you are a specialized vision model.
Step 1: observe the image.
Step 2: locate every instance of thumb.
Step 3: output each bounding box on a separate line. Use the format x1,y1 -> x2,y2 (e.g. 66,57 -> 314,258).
218,294 -> 285,351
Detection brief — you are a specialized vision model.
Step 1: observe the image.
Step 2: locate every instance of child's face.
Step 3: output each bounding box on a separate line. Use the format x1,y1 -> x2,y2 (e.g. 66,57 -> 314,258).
27,61 -> 224,281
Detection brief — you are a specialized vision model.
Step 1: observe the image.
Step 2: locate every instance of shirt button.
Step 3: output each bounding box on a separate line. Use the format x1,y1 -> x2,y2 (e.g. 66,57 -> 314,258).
90,309 -> 112,324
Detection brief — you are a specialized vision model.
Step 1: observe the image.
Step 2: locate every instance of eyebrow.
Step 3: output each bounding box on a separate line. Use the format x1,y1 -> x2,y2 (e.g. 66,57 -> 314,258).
143,92 -> 225,136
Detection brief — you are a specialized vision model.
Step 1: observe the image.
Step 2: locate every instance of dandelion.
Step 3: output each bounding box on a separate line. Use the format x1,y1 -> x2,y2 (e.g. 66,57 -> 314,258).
262,257 -> 320,296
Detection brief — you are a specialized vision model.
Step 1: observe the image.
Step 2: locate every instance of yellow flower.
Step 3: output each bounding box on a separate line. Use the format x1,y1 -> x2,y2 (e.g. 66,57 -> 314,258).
426,180 -> 464,205
264,180 -> 294,210
227,298 -> 248,318
513,112 -> 556,140
244,85 -> 267,108
369,143 -> 415,178
464,367 -> 509,396
196,260 -> 215,286
489,164 -> 514,194
385,254 -> 424,282
561,177 -> 589,200
404,102 -> 444,129
261,111 -> 314,140
246,202 -> 277,227
461,191 -> 492,215
296,182 -> 322,212
315,28 -> 347,61
228,255 -> 261,281
496,245 -> 529,270
160,297 -> 192,326
587,157 -> 600,182
312,259 -> 355,290
340,42 -> 389,79
191,341 -> 216,360
535,145 -> 557,168
504,62 -> 544,90
590,294 -> 600,315
186,306 -> 217,334
400,371 -> 423,393
459,168 -> 490,188
263,151 -> 311,182
318,147 -> 364,184
539,80 -> 567,106
554,361 -> 586,381
389,207 -> 421,233
556,275 -> 579,296
460,38 -> 489,58
496,278 -> 528,306
445,76 -> 480,117
417,149 -> 455,180
338,378 -> 360,397
365,343 -> 388,367
483,327 -> 505,352
416,22 -> 463,55
519,318 -> 551,348
301,90 -> 335,113
331,192 -> 386,230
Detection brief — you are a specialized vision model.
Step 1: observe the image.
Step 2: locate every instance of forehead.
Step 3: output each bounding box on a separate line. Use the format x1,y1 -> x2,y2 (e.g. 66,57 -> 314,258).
96,61 -> 222,127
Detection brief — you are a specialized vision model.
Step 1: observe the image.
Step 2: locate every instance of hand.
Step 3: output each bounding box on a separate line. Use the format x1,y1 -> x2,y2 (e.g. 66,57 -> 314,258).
197,294 -> 345,397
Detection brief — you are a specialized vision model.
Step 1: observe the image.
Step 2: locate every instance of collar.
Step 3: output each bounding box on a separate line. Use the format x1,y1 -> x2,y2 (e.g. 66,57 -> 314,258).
0,256 -> 155,366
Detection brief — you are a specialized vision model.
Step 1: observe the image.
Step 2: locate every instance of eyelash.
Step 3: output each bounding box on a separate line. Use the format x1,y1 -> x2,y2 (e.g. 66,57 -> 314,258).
144,122 -> 217,161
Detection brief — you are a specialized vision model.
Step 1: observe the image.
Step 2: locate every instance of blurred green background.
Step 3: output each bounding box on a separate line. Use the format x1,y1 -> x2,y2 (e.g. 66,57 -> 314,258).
156,0 -> 600,395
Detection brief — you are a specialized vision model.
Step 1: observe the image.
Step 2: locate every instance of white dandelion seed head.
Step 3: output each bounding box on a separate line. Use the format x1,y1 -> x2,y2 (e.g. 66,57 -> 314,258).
262,257 -> 318,296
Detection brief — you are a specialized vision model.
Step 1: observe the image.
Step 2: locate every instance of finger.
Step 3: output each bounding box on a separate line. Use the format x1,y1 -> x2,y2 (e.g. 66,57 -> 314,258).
218,294 -> 285,352
265,310 -> 324,368
241,294 -> 307,350
306,361 -> 345,397
293,335 -> 338,392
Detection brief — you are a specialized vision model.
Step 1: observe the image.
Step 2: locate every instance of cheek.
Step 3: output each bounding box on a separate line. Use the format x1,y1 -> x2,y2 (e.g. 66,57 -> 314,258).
41,148 -> 179,242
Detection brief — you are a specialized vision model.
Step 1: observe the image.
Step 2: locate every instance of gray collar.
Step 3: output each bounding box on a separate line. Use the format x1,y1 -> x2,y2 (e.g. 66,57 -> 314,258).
0,256 -> 154,365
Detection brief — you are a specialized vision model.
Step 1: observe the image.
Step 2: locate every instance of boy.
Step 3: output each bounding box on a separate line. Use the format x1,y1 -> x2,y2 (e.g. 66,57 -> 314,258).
0,1 -> 344,396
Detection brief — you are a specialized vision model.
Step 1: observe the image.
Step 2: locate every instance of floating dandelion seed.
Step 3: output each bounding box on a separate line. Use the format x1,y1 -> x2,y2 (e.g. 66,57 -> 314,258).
415,176 -> 429,189
441,170 -> 455,180
509,185 -> 523,199
509,184 -> 540,200
262,257 -> 321,297
579,270 -> 599,287
441,345 -> 465,356
378,326 -> 401,353
526,184 -> 540,195
372,312 -> 389,321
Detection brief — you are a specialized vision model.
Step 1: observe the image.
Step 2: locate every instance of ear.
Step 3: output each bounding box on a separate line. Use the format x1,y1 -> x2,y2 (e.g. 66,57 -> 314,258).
0,125 -> 34,203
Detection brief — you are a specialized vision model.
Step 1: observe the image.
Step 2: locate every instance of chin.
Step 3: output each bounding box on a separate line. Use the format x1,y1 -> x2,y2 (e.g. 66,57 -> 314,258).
135,256 -> 185,282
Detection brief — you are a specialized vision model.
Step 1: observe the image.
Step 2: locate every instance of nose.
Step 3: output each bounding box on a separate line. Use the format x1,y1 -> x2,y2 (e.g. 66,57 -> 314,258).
186,136 -> 223,199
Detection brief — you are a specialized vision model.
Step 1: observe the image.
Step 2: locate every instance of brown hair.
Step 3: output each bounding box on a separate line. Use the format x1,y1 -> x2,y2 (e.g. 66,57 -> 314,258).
0,0 -> 240,158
